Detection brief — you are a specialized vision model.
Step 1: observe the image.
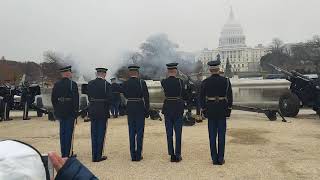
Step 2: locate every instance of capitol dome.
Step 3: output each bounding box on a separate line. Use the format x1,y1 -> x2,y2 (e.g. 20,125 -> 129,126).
219,7 -> 246,48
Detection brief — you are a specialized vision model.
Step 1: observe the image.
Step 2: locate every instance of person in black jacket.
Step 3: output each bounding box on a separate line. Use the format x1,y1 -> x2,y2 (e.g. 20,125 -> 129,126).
51,66 -> 79,158
49,152 -> 98,180
122,65 -> 150,161
161,63 -> 186,162
110,77 -> 122,118
87,68 -> 112,162
200,60 -> 233,165
2,81 -> 14,121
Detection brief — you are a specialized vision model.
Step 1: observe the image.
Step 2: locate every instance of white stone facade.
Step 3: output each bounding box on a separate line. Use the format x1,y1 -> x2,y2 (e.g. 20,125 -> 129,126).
198,7 -> 269,72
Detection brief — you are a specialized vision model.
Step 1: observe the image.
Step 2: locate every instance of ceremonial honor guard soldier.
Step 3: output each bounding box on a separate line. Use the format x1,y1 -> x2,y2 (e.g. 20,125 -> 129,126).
51,66 -> 79,158
87,68 -> 112,162
161,63 -> 186,162
122,65 -> 150,161
200,60 -> 233,165
0,89 -> 4,121
21,82 -> 31,120
110,77 -> 122,118
3,81 -> 14,121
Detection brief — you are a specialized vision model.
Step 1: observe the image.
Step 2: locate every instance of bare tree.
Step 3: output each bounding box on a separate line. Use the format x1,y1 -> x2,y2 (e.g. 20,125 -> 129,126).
41,51 -> 65,82
271,38 -> 284,53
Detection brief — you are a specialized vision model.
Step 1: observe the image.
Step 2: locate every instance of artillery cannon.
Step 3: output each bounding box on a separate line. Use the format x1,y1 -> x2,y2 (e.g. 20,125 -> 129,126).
0,84 -> 47,118
269,64 -> 320,117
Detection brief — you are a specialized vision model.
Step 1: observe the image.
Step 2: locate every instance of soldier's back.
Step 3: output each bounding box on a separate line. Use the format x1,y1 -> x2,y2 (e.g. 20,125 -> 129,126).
161,76 -> 185,116
203,75 -> 228,97
202,75 -> 229,119
52,78 -> 78,119
122,77 -> 146,114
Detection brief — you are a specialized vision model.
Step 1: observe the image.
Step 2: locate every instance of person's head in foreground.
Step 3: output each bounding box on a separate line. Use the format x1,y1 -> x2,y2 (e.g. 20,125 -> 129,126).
0,140 -> 97,180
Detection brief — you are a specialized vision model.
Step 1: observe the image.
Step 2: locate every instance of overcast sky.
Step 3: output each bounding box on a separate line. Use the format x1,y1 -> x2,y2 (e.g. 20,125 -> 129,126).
0,0 -> 320,75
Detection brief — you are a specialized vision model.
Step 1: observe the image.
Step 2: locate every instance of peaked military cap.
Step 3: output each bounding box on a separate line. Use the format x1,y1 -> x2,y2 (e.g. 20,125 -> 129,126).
95,68 -> 108,73
59,66 -> 72,72
128,64 -> 140,71
207,60 -> 221,69
166,63 -> 178,70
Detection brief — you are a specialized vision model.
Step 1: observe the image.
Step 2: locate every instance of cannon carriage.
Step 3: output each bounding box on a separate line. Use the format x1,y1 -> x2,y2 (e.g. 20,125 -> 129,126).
269,64 -> 320,117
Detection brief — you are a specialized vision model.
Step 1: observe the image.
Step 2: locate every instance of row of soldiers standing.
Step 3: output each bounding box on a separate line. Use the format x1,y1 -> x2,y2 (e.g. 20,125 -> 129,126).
51,59 -> 233,165
0,82 -> 33,121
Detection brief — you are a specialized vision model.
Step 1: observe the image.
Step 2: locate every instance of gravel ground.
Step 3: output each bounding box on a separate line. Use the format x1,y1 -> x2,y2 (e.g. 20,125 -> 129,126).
1,110 -> 320,180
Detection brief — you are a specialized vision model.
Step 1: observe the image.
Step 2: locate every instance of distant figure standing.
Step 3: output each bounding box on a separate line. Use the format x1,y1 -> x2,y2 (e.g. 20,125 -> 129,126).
200,60 -> 233,165
194,73 -> 203,122
51,66 -> 79,158
21,82 -> 32,120
87,68 -> 111,162
122,65 -> 150,161
161,63 -> 186,162
3,81 -> 14,121
110,77 -> 122,118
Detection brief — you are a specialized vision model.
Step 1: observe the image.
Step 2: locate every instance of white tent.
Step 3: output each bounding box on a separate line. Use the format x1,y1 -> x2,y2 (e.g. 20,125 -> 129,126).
0,140 -> 51,180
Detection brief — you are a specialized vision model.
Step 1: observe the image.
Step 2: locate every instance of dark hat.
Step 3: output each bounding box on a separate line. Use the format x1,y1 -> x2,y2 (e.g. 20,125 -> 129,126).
166,63 -> 178,70
95,68 -> 108,73
207,60 -> 221,69
110,77 -> 116,81
128,64 -> 140,71
59,66 -> 72,72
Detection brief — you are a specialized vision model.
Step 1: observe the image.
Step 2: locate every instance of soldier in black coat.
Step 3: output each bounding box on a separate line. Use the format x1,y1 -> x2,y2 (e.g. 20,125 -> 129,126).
161,63 -> 186,162
2,81 -> 14,121
51,66 -> 79,158
122,65 -> 150,161
87,68 -> 112,162
21,82 -> 33,120
110,77 -> 122,118
200,60 -> 233,165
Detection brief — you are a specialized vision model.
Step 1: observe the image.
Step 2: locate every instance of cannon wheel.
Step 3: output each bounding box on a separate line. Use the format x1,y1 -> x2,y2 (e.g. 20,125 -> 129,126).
279,92 -> 300,117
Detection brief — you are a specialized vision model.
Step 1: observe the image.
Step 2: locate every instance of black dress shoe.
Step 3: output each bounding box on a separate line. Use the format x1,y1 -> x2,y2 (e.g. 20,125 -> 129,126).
217,160 -> 225,165
93,156 -> 108,162
131,154 -> 137,161
23,118 -> 31,120
170,155 -> 176,162
136,156 -> 143,161
175,155 -> 182,162
212,161 -> 219,165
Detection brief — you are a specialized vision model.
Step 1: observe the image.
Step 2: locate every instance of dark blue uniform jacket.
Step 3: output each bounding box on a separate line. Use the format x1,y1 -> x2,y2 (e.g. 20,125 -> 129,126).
122,77 -> 150,115
51,78 -> 79,119
200,74 -> 233,119
87,78 -> 112,119
111,83 -> 122,102
161,76 -> 186,118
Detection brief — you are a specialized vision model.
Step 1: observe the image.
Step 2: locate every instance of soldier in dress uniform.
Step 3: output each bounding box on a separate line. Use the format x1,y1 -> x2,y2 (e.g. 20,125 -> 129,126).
195,73 -> 203,122
0,87 -> 4,121
87,68 -> 111,162
200,60 -> 233,165
21,82 -> 32,120
161,63 -> 186,162
122,65 -> 150,161
3,80 -> 14,121
110,77 -> 122,118
51,66 -> 79,158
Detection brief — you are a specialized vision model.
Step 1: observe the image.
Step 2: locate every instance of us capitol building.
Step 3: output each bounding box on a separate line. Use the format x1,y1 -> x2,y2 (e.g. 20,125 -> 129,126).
198,8 -> 269,73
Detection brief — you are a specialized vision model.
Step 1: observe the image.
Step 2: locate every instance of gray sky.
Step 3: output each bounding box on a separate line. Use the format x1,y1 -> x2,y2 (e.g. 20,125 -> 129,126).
1,0 -> 320,75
